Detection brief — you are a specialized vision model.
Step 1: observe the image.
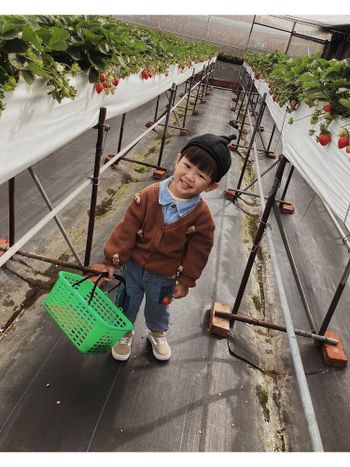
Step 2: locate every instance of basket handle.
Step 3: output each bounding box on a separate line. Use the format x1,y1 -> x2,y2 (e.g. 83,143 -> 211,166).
72,272 -> 125,305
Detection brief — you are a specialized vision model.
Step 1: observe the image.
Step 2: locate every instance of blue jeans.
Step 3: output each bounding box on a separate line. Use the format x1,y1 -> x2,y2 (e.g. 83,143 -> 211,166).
115,260 -> 176,332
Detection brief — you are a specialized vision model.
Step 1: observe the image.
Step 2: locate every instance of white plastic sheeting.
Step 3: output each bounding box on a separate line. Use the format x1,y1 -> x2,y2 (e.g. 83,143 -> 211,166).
244,63 -> 350,231
0,59 -> 212,187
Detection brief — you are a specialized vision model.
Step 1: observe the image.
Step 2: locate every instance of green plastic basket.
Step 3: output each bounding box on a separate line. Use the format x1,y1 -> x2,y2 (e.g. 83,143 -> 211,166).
43,271 -> 133,354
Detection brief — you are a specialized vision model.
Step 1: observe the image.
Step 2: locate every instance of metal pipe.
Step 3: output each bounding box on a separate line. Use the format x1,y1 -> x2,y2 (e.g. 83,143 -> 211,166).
231,188 -> 284,203
234,93 -> 267,196
236,79 -> 254,147
215,311 -> 337,345
273,203 -> 317,332
121,157 -> 166,171
191,68 -> 204,114
28,167 -> 82,265
242,159 -> 280,191
234,79 -> 249,124
280,164 -> 294,201
265,123 -> 276,154
84,107 -> 108,266
157,83 -> 176,167
285,21 -> 296,54
117,113 -> 126,153
232,155 -> 288,315
323,201 -> 350,251
318,257 -> 350,335
8,177 -> 15,246
154,95 -> 160,122
0,245 -> 106,276
232,66 -> 243,112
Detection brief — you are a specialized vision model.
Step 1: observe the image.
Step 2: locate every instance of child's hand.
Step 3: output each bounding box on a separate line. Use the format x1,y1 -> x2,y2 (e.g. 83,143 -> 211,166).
173,283 -> 189,299
87,263 -> 115,283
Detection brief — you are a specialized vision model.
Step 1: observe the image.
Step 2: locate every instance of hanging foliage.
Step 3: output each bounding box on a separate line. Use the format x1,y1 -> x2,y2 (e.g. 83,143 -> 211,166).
0,15 -> 218,117
245,51 -> 350,149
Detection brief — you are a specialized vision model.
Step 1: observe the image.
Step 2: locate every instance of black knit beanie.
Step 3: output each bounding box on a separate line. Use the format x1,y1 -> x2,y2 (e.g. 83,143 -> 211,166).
181,133 -> 236,182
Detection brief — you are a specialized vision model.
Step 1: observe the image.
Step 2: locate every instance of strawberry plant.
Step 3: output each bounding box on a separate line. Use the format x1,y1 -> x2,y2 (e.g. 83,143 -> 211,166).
245,51 -> 350,145
0,15 -> 218,116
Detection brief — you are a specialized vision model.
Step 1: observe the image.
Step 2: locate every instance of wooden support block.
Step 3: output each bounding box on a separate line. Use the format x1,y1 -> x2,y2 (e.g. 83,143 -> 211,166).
259,126 -> 265,132
200,99 -> 207,104
152,169 -> 168,180
179,128 -> 191,136
192,109 -> 199,116
145,121 -> 154,128
103,154 -> 114,165
208,302 -> 231,337
224,189 -> 237,200
322,331 -> 348,368
0,238 -> 9,257
265,151 -> 276,159
229,120 -> 239,130
228,143 -> 238,152
279,202 -> 294,215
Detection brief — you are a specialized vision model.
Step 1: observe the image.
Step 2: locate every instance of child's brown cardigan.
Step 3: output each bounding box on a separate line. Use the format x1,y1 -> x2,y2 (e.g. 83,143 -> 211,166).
104,182 -> 215,288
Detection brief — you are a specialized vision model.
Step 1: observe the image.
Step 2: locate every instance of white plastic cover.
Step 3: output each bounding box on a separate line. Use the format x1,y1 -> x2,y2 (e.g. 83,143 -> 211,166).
0,60 -> 212,187
244,63 -> 350,230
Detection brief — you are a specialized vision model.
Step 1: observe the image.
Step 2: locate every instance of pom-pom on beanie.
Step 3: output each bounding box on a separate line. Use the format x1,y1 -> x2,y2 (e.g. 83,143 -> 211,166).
181,133 -> 236,182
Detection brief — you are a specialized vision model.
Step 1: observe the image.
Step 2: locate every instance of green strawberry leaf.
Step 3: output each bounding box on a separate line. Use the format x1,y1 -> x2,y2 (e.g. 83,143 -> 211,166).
21,69 -> 35,84
47,27 -> 69,51
339,98 -> 350,109
88,66 -> 99,83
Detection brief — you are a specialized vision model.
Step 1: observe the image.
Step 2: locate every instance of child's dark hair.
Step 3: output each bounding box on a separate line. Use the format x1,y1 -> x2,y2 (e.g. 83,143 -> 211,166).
180,146 -> 217,181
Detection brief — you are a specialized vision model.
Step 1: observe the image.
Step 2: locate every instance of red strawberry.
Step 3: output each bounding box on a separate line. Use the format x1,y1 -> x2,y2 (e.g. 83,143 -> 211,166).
99,73 -> 106,82
319,133 -> 331,146
141,69 -> 149,79
103,82 -> 111,88
338,136 -> 350,149
323,103 -> 333,113
95,83 -> 104,94
113,77 -> 119,87
161,296 -> 172,305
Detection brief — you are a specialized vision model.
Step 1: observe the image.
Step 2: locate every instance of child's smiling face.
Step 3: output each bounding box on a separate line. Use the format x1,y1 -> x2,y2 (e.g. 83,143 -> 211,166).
168,154 -> 218,199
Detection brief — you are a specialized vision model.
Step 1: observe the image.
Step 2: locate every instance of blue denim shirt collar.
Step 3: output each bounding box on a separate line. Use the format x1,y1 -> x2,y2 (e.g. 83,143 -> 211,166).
159,177 -> 200,218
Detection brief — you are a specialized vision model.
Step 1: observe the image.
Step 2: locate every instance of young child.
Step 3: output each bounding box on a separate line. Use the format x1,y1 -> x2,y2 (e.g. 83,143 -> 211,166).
100,133 -> 234,362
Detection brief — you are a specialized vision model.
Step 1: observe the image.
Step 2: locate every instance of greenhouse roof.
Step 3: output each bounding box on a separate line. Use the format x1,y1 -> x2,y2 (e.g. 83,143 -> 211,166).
283,15 -> 350,28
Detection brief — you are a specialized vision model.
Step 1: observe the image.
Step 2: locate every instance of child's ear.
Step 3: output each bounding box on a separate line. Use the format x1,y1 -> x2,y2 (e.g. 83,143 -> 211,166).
205,182 -> 219,193
175,153 -> 182,163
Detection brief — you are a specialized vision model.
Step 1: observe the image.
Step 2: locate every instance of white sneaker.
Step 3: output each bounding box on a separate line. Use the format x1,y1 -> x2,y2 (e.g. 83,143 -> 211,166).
147,330 -> 171,361
112,331 -> 134,361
